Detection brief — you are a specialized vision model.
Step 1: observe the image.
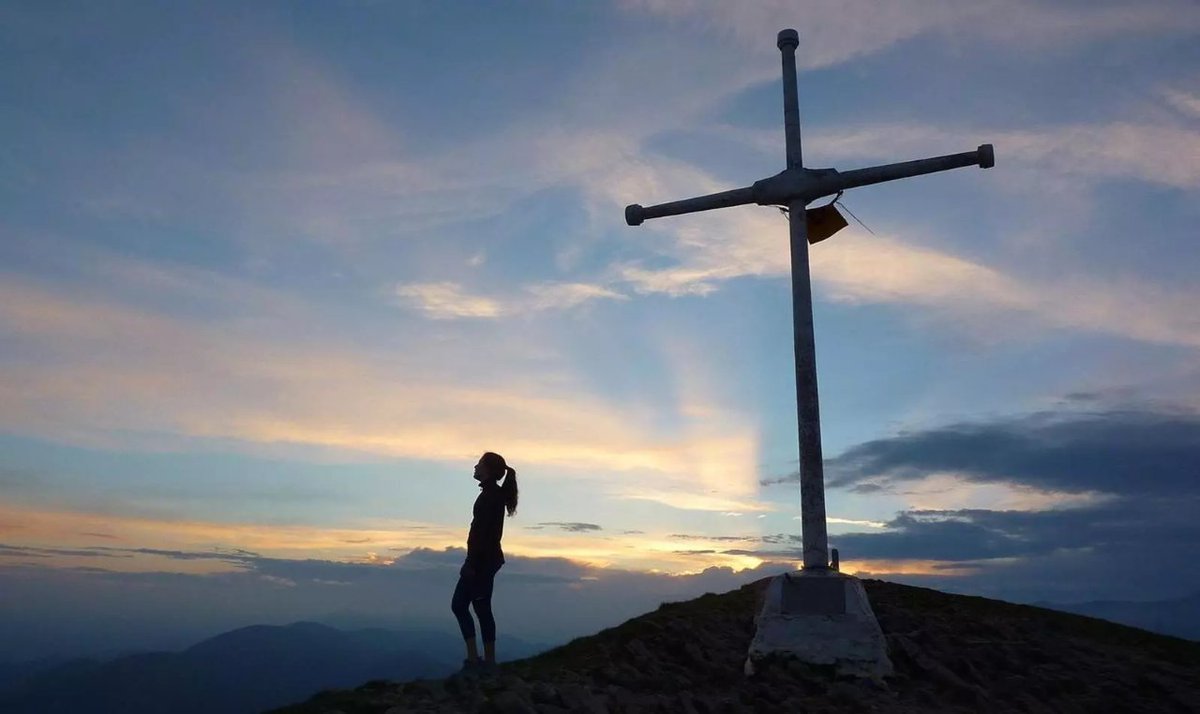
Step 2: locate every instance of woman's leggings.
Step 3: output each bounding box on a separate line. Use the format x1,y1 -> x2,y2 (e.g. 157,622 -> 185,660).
451,562 -> 501,643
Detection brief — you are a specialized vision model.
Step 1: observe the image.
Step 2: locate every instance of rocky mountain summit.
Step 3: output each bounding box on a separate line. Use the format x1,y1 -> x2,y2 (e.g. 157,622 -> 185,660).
271,578 -> 1200,713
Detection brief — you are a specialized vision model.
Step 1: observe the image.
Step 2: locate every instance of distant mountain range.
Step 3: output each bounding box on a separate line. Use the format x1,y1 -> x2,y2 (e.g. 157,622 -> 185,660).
1037,591 -> 1200,641
0,620 -> 546,714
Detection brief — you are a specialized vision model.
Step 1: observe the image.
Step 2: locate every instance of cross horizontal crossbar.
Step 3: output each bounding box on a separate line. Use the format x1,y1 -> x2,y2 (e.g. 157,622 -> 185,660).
625,144 -> 993,226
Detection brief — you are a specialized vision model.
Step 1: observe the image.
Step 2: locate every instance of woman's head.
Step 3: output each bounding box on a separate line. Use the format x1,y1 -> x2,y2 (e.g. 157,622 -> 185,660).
474,451 -> 519,517
473,452 -> 505,483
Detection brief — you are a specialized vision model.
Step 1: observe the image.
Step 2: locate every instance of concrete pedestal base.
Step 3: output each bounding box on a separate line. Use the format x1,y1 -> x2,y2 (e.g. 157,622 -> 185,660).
745,569 -> 893,678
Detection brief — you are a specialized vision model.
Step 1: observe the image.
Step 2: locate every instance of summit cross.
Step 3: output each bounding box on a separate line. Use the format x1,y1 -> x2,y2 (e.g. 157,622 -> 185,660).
624,28 -> 994,571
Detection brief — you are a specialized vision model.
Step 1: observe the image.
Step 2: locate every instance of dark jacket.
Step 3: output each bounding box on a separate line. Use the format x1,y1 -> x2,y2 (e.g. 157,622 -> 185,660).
466,481 -> 506,567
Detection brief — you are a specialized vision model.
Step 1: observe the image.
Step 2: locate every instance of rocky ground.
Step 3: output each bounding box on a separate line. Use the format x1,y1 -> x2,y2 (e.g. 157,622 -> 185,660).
269,578 -> 1200,713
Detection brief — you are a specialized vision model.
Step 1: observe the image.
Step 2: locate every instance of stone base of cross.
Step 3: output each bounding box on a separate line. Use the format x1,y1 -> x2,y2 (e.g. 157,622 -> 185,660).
623,28 -> 993,678
745,570 -> 892,678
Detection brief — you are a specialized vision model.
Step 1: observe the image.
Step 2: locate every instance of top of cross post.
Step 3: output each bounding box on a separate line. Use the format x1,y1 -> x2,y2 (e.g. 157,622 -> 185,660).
777,28 -> 798,50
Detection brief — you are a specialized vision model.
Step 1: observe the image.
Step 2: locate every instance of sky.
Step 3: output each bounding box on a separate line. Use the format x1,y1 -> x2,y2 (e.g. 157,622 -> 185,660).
2,0 -> 1200,660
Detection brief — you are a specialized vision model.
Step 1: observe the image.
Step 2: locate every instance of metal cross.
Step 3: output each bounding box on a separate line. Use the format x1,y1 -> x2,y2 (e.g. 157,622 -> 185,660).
625,28 -> 994,570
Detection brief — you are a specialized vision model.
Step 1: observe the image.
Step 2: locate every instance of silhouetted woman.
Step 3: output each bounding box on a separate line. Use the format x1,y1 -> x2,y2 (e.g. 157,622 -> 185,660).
451,451 -> 518,673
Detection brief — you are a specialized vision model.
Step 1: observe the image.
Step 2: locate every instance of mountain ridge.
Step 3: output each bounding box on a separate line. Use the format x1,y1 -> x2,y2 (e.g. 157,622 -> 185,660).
274,577 -> 1200,713
1036,590 -> 1200,641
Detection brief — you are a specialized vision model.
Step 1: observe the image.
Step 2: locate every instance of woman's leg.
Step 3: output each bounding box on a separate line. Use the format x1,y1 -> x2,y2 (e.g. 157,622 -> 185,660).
470,564 -> 500,662
450,573 -> 479,660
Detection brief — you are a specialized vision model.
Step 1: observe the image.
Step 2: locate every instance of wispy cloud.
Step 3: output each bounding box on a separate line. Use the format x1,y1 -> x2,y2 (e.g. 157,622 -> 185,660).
0,271 -> 760,496
827,517 -> 887,529
394,282 -> 504,319
1161,87 -> 1200,119
570,136 -> 1200,348
527,522 -> 603,533
394,281 -> 628,320
624,0 -> 1200,62
0,503 -> 460,565
617,488 -> 769,514
0,544 -> 132,559
526,282 -> 628,311
801,121 -> 1200,191
0,501 -> 784,575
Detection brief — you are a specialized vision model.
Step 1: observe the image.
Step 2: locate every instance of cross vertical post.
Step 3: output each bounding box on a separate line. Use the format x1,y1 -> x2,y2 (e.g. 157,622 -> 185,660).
623,27 -> 992,605
780,29 -> 803,171
778,28 -> 829,570
623,25 -> 994,676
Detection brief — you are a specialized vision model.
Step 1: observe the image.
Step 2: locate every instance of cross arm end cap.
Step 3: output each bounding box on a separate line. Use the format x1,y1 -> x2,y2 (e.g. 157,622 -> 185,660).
625,204 -> 645,226
978,143 -> 995,169
777,29 -> 799,50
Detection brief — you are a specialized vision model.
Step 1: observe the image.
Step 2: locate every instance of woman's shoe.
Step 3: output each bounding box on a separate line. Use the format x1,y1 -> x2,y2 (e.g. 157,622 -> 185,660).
458,657 -> 484,676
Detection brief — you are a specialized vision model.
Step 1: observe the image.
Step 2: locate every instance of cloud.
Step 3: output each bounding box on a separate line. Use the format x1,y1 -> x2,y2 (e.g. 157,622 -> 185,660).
46,16 -> 449,252
658,493 -> 1200,601
749,404 -> 1200,600
624,0 -> 962,67
0,274 -> 763,496
624,0 -> 1200,64
825,406 -> 1200,497
602,96 -> 1200,345
385,546 -> 468,572
98,0 -> 1191,274
583,115 -> 1200,347
394,282 -> 504,319
1162,87 -> 1200,119
759,472 -> 796,487
527,522 -> 604,533
9,398 -> 1200,660
510,65 -> 1199,347
668,534 -> 754,542
801,121 -> 1200,191
833,509 -> 1054,562
525,283 -> 629,311
0,544 -> 132,559
827,517 -> 887,528
34,2 -> 1196,428
116,18 -> 772,259
616,265 -> 726,298
0,502 -> 463,567
21,3 -> 1196,351
828,497 -> 1200,597
0,500 -> 781,576
608,201 -> 1200,348
764,404 -> 1200,531
393,281 -> 628,320
97,546 -> 260,562
0,543 -> 793,660
617,488 -> 769,514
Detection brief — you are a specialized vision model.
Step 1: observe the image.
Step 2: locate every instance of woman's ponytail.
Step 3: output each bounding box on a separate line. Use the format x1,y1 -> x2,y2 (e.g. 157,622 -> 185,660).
501,466 -> 519,517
